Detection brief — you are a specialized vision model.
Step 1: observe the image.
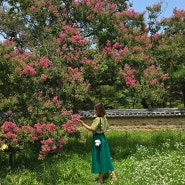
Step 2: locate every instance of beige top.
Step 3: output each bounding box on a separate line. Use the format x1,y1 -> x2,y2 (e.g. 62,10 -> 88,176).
91,116 -> 109,134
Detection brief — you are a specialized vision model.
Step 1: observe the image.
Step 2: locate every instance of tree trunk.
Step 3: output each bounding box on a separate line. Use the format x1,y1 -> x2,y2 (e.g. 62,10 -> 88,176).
141,98 -> 149,109
9,153 -> 16,169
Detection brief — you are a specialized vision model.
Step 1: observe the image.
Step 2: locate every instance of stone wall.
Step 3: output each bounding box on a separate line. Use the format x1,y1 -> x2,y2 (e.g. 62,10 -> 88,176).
81,116 -> 185,126
79,108 -> 185,130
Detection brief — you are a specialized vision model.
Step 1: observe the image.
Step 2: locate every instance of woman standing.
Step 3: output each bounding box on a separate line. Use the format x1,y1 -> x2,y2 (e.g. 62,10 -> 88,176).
77,103 -> 117,184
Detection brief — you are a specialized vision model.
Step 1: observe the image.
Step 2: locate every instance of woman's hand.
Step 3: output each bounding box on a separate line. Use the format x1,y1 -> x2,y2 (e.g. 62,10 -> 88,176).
76,119 -> 92,131
76,119 -> 84,125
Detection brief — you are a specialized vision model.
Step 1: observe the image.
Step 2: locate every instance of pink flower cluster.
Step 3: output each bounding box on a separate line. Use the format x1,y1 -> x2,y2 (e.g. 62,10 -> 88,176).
41,138 -> 55,152
3,39 -> 15,46
52,96 -> 58,103
62,120 -> 77,134
115,8 -> 140,19
23,65 -> 37,75
56,24 -> 88,46
1,121 -> 19,143
103,40 -> 129,61
1,121 -> 19,133
34,123 -> 56,136
0,118 -> 78,160
150,78 -> 157,85
62,114 -> 81,134
65,66 -> 83,84
119,64 -> 137,87
39,57 -> 52,68
75,0 -> 117,15
174,8 -> 185,20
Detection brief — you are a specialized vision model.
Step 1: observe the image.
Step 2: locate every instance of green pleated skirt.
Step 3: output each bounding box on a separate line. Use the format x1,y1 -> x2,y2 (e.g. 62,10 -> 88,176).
91,133 -> 114,173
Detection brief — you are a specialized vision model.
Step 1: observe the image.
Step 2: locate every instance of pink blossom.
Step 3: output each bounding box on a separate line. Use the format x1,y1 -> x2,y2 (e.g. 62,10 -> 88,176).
72,114 -> 81,120
161,73 -> 169,81
3,39 -> 14,46
32,136 -> 39,141
62,44 -> 67,50
59,33 -> 66,41
149,60 -> 154,64
149,65 -> 156,71
124,9 -> 140,18
113,42 -> 120,49
75,94 -> 79,98
119,46 -> 128,55
30,6 -> 37,12
41,74 -> 48,81
153,33 -> 159,40
126,69 -> 135,76
143,55 -> 150,60
52,96 -> 58,103
41,145 -> 51,153
71,35 -> 81,43
39,57 -> 51,68
150,78 -> 157,85
1,121 -> 19,133
38,91 -> 43,96
38,154 -> 45,160
48,5 -> 58,14
56,48 -> 61,54
3,54 -> 11,59
67,120 -> 73,124
23,65 -> 37,75
59,139 -> 65,149
61,110 -> 73,116
46,124 -> 55,132
41,2 -> 47,6
62,124 -> 67,129
52,145 -> 57,150
174,8 -> 185,19
21,126 -> 34,133
135,36 -> 140,41
103,46 -> 111,53
12,138 -> 18,142
5,132 -> 17,139
132,46 -> 142,51
41,138 -> 53,144
6,109 -> 12,115
160,83 -> 164,88
125,76 -> 136,86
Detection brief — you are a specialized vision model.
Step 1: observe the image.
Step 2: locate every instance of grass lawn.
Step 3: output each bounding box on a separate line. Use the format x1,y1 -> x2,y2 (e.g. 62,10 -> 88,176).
0,129 -> 185,185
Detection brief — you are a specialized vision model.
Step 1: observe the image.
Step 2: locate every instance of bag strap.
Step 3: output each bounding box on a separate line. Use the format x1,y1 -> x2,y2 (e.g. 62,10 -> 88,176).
99,117 -> 102,133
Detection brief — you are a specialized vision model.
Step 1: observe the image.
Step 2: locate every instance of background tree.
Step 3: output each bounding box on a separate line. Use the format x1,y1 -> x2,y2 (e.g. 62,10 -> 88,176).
154,8 -> 185,107
0,0 -> 184,113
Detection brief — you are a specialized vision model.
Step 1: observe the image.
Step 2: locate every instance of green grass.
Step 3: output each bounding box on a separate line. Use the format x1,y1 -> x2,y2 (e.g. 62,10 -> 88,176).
0,129 -> 185,185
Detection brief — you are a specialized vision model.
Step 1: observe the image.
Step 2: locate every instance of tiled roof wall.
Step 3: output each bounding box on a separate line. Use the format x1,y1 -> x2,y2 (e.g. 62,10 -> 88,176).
79,108 -> 185,118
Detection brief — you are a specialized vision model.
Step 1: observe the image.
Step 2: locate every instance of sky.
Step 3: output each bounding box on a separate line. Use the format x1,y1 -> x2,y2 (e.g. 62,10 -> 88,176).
0,0 -> 185,42
132,0 -> 185,19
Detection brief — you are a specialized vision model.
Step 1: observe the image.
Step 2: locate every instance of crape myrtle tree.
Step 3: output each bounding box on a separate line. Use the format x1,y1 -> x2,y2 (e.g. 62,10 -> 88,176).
145,4 -> 185,108
73,1 -> 169,108
156,8 -> 185,107
0,36 -> 85,161
0,0 -> 181,160
0,0 -> 170,110
0,0 -> 94,160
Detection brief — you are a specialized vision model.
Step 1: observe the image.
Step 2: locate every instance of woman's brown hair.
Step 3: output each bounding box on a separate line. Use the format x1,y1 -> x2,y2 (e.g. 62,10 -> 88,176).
94,103 -> 106,117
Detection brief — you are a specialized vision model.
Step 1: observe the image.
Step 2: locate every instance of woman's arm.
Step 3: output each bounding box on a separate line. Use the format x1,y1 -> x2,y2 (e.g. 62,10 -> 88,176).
77,119 -> 92,131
